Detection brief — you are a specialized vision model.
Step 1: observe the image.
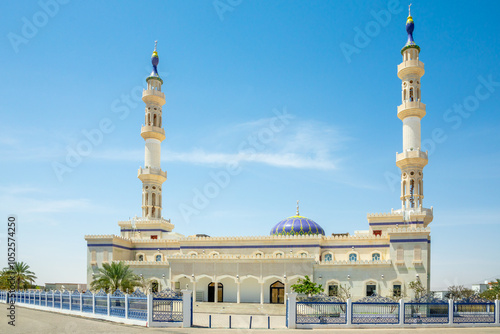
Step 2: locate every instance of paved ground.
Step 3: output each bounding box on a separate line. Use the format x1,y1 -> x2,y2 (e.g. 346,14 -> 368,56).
2,306 -> 500,334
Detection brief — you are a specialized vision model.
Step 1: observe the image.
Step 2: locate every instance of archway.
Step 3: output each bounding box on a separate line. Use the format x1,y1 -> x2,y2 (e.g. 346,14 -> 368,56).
269,281 -> 284,304
208,282 -> 223,302
151,281 -> 159,293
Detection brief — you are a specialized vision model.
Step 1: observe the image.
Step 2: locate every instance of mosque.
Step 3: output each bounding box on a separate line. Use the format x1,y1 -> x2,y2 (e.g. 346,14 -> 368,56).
86,11 -> 433,303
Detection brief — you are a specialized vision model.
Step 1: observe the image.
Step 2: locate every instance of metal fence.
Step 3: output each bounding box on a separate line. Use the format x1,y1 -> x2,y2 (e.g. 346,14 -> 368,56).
404,302 -> 448,324
453,301 -> 495,324
110,290 -> 125,318
62,291 -> 70,310
128,290 -> 147,321
352,302 -> 399,324
94,291 -> 108,315
71,291 -> 80,311
82,291 -> 93,313
152,297 -> 183,322
297,301 -> 347,324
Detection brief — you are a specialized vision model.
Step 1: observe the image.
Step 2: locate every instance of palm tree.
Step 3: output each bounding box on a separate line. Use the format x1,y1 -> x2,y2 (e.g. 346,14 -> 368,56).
90,261 -> 141,293
2,262 -> 37,289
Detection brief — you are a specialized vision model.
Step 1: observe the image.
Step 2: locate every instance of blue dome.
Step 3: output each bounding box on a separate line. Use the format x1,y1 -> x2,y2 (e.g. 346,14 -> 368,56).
270,215 -> 325,236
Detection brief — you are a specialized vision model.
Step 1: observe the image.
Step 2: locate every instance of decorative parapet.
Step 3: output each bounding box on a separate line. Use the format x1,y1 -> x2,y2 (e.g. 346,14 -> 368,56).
166,253 -> 314,260
119,260 -> 169,266
179,233 -> 387,243
84,234 -> 131,242
318,259 -> 392,266
367,211 -> 403,218
386,226 -> 430,234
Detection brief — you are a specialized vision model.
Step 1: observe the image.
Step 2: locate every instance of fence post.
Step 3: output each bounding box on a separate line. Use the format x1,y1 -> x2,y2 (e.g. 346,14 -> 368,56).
147,293 -> 153,326
399,299 -> 404,325
60,292 -> 63,310
346,298 -> 352,326
45,292 -> 48,307
125,294 -> 129,319
287,292 -> 297,329
92,292 -> 95,314
181,290 -> 192,328
448,299 -> 453,325
80,292 -> 83,312
495,299 -> 499,325
107,293 -> 111,317
52,292 -> 55,308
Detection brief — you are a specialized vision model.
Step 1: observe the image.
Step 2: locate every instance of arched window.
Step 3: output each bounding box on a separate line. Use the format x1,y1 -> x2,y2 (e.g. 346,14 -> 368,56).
152,193 -> 156,206
349,253 -> 357,262
403,89 -> 406,101
372,253 -> 381,261
147,114 -> 151,126
155,254 -> 161,262
300,252 -> 307,257
324,254 -> 333,262
153,114 -> 157,126
138,254 -> 144,261
417,87 -> 420,100
275,252 -> 283,258
409,88 -> 414,102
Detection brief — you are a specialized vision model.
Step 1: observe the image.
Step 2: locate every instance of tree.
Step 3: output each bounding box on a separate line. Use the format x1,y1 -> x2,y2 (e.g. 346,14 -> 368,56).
291,275 -> 322,296
1,262 -> 37,290
480,279 -> 500,301
446,285 -> 475,301
408,279 -> 426,299
90,261 -> 141,293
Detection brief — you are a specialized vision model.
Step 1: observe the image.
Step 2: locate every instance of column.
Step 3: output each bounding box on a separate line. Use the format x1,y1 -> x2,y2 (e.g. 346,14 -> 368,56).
287,292 -> 297,329
181,290 -> 193,328
214,279 -> 218,304
192,281 -> 197,305
260,283 -> 264,305
236,282 -> 241,304
107,293 -> 111,316
125,294 -> 129,319
399,299 -> 405,325
346,298 -> 352,325
448,299 -> 453,325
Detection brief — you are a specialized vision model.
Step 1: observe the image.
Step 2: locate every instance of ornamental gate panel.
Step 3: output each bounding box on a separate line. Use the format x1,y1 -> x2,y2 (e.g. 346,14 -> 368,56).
82,291 -> 93,313
62,291 -> 70,310
54,291 -> 61,308
71,290 -> 80,311
47,292 -> 54,307
296,294 -> 347,324
128,289 -> 147,320
453,296 -> 495,324
404,294 -> 448,324
94,289 -> 108,315
352,294 -> 399,324
110,289 -> 125,318
152,289 -> 183,323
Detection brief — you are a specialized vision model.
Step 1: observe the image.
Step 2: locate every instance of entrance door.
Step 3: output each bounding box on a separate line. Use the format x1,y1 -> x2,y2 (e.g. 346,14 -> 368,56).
208,282 -> 223,302
270,281 -> 285,304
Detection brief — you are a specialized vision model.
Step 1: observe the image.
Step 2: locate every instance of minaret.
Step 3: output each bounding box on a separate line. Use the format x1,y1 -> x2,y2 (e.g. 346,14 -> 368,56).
396,6 -> 428,213
138,41 -> 167,219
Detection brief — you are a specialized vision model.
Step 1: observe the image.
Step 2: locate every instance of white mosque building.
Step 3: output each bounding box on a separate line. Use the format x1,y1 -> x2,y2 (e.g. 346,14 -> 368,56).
86,11 -> 433,303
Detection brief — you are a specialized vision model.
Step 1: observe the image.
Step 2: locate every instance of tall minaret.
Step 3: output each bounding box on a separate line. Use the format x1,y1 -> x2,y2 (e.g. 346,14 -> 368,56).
396,6 -> 428,212
138,41 -> 167,219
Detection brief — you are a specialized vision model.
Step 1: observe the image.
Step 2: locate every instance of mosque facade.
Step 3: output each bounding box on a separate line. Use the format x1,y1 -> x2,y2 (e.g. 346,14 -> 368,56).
85,12 -> 433,303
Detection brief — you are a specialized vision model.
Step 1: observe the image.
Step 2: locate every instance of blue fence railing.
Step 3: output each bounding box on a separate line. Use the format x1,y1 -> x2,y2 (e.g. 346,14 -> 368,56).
152,297 -> 183,322
352,302 -> 400,324
297,301 -> 347,324
128,296 -> 147,320
453,302 -> 495,324
404,302 -> 449,324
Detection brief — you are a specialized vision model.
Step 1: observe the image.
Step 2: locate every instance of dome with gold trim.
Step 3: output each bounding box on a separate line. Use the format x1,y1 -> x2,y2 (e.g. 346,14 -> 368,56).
270,203 -> 325,236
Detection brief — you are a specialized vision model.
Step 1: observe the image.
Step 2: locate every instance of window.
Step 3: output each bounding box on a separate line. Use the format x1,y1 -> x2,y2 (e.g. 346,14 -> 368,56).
349,253 -> 357,262
328,284 -> 338,297
138,254 -> 144,261
300,252 -> 307,257
397,248 -> 404,262
393,284 -> 402,298
366,284 -> 376,296
414,246 -> 421,261
275,252 -> 283,258
155,254 -> 162,262
373,230 -> 382,236
324,254 -> 333,262
372,253 -> 381,261
151,235 -> 158,240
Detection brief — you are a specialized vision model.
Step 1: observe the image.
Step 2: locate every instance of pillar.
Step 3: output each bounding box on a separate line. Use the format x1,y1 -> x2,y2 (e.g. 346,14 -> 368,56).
260,283 -> 264,305
181,290 -> 193,328
236,282 -> 241,304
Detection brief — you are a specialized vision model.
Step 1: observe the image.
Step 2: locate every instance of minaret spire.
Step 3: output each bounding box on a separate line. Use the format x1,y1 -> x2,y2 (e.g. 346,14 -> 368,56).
296,200 -> 300,216
138,42 -> 167,219
396,10 -> 431,221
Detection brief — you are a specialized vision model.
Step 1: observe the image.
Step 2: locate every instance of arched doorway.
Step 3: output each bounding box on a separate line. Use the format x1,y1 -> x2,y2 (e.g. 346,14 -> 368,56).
208,282 -> 223,302
151,281 -> 159,293
270,281 -> 284,304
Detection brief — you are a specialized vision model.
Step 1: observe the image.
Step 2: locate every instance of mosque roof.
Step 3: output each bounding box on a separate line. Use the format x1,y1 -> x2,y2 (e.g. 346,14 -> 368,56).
270,202 -> 325,236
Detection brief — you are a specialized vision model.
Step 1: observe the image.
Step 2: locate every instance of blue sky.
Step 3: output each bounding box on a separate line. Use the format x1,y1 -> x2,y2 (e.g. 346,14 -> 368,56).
0,0 -> 499,290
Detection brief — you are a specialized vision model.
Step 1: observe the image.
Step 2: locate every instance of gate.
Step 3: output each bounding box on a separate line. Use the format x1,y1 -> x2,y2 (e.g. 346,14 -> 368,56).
152,289 -> 183,323
453,296 -> 495,324
352,294 -> 399,324
404,295 -> 448,324
296,294 -> 347,324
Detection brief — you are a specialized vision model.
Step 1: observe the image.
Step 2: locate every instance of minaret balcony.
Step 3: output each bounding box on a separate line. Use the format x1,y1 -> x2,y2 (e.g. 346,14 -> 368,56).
397,59 -> 425,79
396,149 -> 428,168
138,166 -> 167,183
141,125 -> 166,141
142,89 -> 166,106
397,101 -> 426,120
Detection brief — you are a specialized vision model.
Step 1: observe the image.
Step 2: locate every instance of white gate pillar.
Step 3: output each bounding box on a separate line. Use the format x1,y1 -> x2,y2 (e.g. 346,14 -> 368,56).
287,292 -> 297,329
182,290 -> 192,328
